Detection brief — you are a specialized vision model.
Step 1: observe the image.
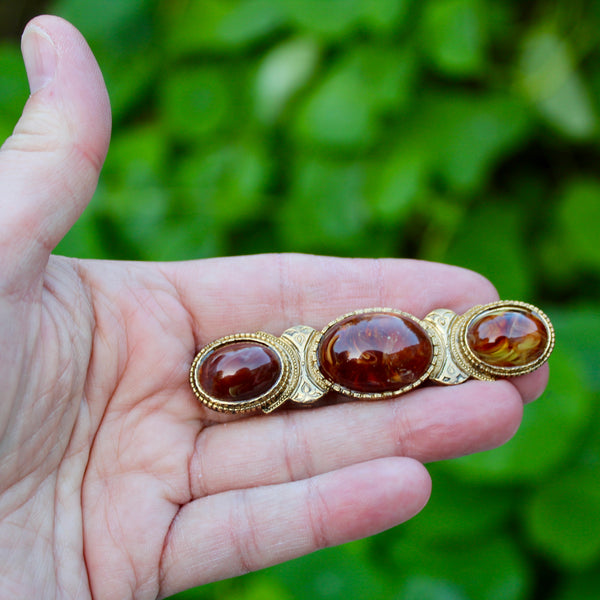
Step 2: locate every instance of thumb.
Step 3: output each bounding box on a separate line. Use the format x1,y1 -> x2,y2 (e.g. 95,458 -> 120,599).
0,15 -> 111,294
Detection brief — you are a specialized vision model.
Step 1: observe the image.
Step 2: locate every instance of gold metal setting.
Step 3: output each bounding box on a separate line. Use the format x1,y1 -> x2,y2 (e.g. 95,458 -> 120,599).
189,332 -> 298,413
189,300 -> 555,414
454,300 -> 555,380
279,325 -> 331,407
424,308 -> 471,385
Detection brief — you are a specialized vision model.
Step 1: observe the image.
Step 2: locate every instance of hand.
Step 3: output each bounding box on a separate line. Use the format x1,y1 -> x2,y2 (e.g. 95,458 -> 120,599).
0,16 -> 548,600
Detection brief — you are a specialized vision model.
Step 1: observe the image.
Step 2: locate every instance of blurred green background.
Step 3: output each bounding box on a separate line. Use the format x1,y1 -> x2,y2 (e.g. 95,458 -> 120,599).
2,0 -> 600,598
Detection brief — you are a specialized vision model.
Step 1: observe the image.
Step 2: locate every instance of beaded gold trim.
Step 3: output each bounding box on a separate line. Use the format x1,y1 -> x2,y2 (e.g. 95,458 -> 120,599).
453,301 -> 555,380
189,332 -> 297,413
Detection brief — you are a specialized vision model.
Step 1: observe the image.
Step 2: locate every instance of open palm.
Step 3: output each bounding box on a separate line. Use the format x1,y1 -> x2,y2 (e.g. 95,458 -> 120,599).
0,16 -> 548,600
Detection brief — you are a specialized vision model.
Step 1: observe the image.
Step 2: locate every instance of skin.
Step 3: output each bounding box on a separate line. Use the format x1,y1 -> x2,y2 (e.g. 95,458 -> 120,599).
0,16 -> 549,600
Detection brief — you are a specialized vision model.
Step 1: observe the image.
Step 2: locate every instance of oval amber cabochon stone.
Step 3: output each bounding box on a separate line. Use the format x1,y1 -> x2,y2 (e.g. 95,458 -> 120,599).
466,308 -> 549,368
318,312 -> 434,394
198,341 -> 281,402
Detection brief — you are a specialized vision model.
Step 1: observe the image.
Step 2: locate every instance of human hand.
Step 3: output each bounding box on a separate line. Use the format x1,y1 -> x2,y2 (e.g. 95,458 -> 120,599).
0,16 -> 548,600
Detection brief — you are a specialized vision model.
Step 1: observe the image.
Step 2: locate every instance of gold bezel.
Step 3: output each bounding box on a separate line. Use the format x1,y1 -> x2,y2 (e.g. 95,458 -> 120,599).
453,300 -> 555,379
190,332 -> 298,413
307,307 -> 439,400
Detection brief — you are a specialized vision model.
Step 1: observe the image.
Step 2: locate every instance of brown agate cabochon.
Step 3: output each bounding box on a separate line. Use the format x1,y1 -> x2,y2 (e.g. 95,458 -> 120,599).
318,311 -> 434,394
198,341 -> 282,402
465,306 -> 550,368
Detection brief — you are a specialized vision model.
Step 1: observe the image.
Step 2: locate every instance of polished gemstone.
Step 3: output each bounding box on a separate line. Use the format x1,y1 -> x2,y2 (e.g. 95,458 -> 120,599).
318,312 -> 434,394
466,308 -> 548,368
199,341 -> 281,402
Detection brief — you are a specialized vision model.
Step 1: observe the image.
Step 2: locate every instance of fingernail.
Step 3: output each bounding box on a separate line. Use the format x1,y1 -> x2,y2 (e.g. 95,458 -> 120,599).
21,24 -> 57,94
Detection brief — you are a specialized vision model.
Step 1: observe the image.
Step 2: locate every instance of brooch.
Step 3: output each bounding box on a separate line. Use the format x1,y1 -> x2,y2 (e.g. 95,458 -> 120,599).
190,301 -> 554,414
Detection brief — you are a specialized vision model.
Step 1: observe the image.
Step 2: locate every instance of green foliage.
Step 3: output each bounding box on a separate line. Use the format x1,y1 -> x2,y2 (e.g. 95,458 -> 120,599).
517,28 -> 597,139
391,534 -> 531,600
552,570 -> 600,600
420,0 -> 487,76
161,67 -> 234,141
0,43 -> 28,140
254,37 -> 321,124
525,465 -> 600,569
446,344 -> 594,483
557,179 -> 600,271
4,0 -> 600,598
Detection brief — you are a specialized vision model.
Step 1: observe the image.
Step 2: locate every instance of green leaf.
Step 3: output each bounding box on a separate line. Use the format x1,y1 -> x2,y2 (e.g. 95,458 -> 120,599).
102,126 -> 167,187
524,465 -> 600,568
160,67 -> 233,142
281,0 -> 414,37
551,571 -> 600,600
293,46 -> 417,149
281,0 -> 364,38
421,0 -> 487,76
175,140 -> 272,227
557,179 -> 600,272
353,45 -> 418,113
293,53 -> 377,149
360,0 -> 414,33
95,45 -> 158,121
517,29 -> 597,139
368,141 -> 428,222
105,187 -> 171,260
162,0 -> 286,55
441,201 -> 533,299
550,305 -> 600,392
51,0 -> 152,40
536,227 -> 580,289
395,577 -> 469,600
228,577 -> 294,600
445,343 -> 594,484
164,577 -> 235,599
162,0 -> 233,55
150,221 -> 223,261
421,92 -> 531,192
269,543 -> 392,600
254,37 -> 321,124
215,0 -> 288,48
0,44 -> 28,141
54,190 -> 107,259
98,126 -> 234,261
277,158 -> 370,253
392,535 -> 531,600
402,468 -> 514,541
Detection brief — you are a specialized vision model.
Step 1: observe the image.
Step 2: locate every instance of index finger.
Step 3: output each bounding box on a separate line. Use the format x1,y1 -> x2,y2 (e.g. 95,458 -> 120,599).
170,253 -> 499,337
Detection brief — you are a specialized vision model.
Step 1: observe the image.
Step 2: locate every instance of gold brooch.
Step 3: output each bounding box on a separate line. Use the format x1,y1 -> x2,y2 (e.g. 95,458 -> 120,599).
190,301 -> 554,414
